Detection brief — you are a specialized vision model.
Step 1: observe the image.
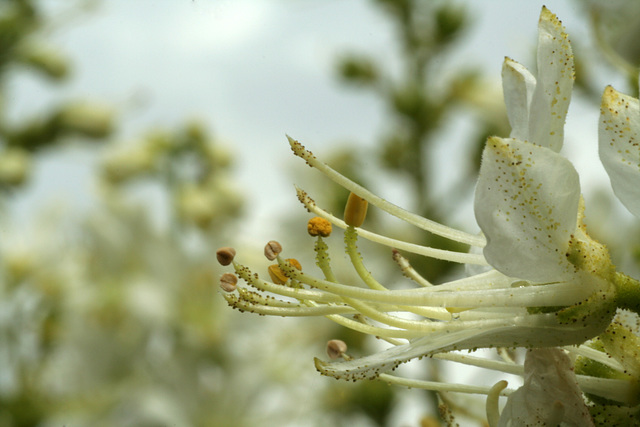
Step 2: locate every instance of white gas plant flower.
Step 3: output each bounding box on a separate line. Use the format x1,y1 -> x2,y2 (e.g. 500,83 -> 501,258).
216,6 -> 640,424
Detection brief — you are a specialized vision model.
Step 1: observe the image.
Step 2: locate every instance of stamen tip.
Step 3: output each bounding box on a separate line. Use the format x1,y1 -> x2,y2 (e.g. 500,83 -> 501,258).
216,247 -> 236,266
307,216 -> 332,237
264,240 -> 283,260
344,192 -> 368,227
220,272 -> 238,292
326,339 -> 348,359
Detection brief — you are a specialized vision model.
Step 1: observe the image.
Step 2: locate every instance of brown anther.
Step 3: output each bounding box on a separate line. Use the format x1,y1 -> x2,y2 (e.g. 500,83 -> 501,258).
267,258 -> 302,285
216,247 -> 236,266
219,273 -> 238,292
344,192 -> 368,227
326,339 -> 347,359
307,216 -> 332,237
264,240 -> 283,260
268,264 -> 287,284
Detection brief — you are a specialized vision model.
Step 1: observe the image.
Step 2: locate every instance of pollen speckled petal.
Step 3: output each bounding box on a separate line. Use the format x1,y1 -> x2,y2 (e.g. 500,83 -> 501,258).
474,137 -> 579,282
527,6 -> 574,152
599,85 -> 640,217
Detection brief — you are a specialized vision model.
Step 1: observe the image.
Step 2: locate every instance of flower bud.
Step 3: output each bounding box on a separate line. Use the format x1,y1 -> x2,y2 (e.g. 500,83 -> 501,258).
344,192 -> 368,227
216,247 -> 236,266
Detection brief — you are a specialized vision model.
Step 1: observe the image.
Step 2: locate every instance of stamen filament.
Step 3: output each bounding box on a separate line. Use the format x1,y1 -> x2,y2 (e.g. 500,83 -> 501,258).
392,249 -> 433,287
225,294 -> 356,317
233,262 -> 343,304
297,187 -> 488,265
314,237 -> 337,282
280,260 -> 594,309
486,380 -> 509,427
378,373 -> 514,396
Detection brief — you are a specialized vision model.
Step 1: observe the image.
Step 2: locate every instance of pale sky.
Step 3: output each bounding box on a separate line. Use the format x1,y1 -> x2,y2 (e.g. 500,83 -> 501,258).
12,0 -> 625,243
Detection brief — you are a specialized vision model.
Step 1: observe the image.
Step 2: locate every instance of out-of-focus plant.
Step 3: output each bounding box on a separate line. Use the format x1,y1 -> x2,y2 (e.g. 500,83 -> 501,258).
0,0 -> 114,194
101,122 -> 242,232
579,0 -> 640,91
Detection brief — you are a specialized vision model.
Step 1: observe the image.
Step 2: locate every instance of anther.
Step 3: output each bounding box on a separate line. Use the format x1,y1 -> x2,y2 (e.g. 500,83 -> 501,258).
220,273 -> 238,292
344,192 -> 368,227
264,240 -> 283,260
268,259 -> 302,284
216,247 -> 236,266
307,216 -> 332,237
326,339 -> 348,359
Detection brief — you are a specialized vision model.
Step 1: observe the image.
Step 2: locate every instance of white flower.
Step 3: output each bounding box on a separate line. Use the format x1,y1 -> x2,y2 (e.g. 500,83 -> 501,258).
216,5 -> 640,416
496,348 -> 594,427
599,83 -> 640,218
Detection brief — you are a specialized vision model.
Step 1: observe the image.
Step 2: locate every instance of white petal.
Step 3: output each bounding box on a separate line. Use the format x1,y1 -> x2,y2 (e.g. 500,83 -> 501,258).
474,137 -> 579,282
599,85 -> 640,217
502,57 -> 536,141
528,7 -> 574,152
498,348 -> 594,427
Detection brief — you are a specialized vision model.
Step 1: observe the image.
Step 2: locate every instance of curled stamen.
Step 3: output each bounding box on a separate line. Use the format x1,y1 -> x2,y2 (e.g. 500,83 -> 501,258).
486,380 -> 508,427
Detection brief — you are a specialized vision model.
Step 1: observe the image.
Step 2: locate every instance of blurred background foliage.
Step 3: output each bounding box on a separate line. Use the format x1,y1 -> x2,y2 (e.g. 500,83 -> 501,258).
0,0 -> 640,426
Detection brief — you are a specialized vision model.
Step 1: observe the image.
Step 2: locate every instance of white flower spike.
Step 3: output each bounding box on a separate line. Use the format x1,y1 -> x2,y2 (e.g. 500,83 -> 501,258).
599,84 -> 640,217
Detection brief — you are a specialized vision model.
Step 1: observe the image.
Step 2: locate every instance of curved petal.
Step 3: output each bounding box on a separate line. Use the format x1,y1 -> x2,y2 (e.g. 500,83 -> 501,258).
502,57 -> 536,141
474,137 -> 579,282
599,85 -> 640,217
498,348 -> 594,427
528,6 -> 574,152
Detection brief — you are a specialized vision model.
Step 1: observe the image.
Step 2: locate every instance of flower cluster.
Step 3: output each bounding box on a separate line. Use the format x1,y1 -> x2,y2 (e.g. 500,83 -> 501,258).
217,7 -> 640,425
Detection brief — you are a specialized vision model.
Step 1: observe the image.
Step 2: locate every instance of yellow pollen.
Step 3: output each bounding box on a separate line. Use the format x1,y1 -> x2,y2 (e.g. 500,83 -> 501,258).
307,216 -> 332,237
268,259 -> 302,284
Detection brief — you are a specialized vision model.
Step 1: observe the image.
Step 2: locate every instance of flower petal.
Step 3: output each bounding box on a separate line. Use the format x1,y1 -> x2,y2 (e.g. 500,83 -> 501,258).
474,137 -> 579,282
528,6 -> 574,152
502,57 -> 536,141
497,348 -> 594,427
599,85 -> 640,217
